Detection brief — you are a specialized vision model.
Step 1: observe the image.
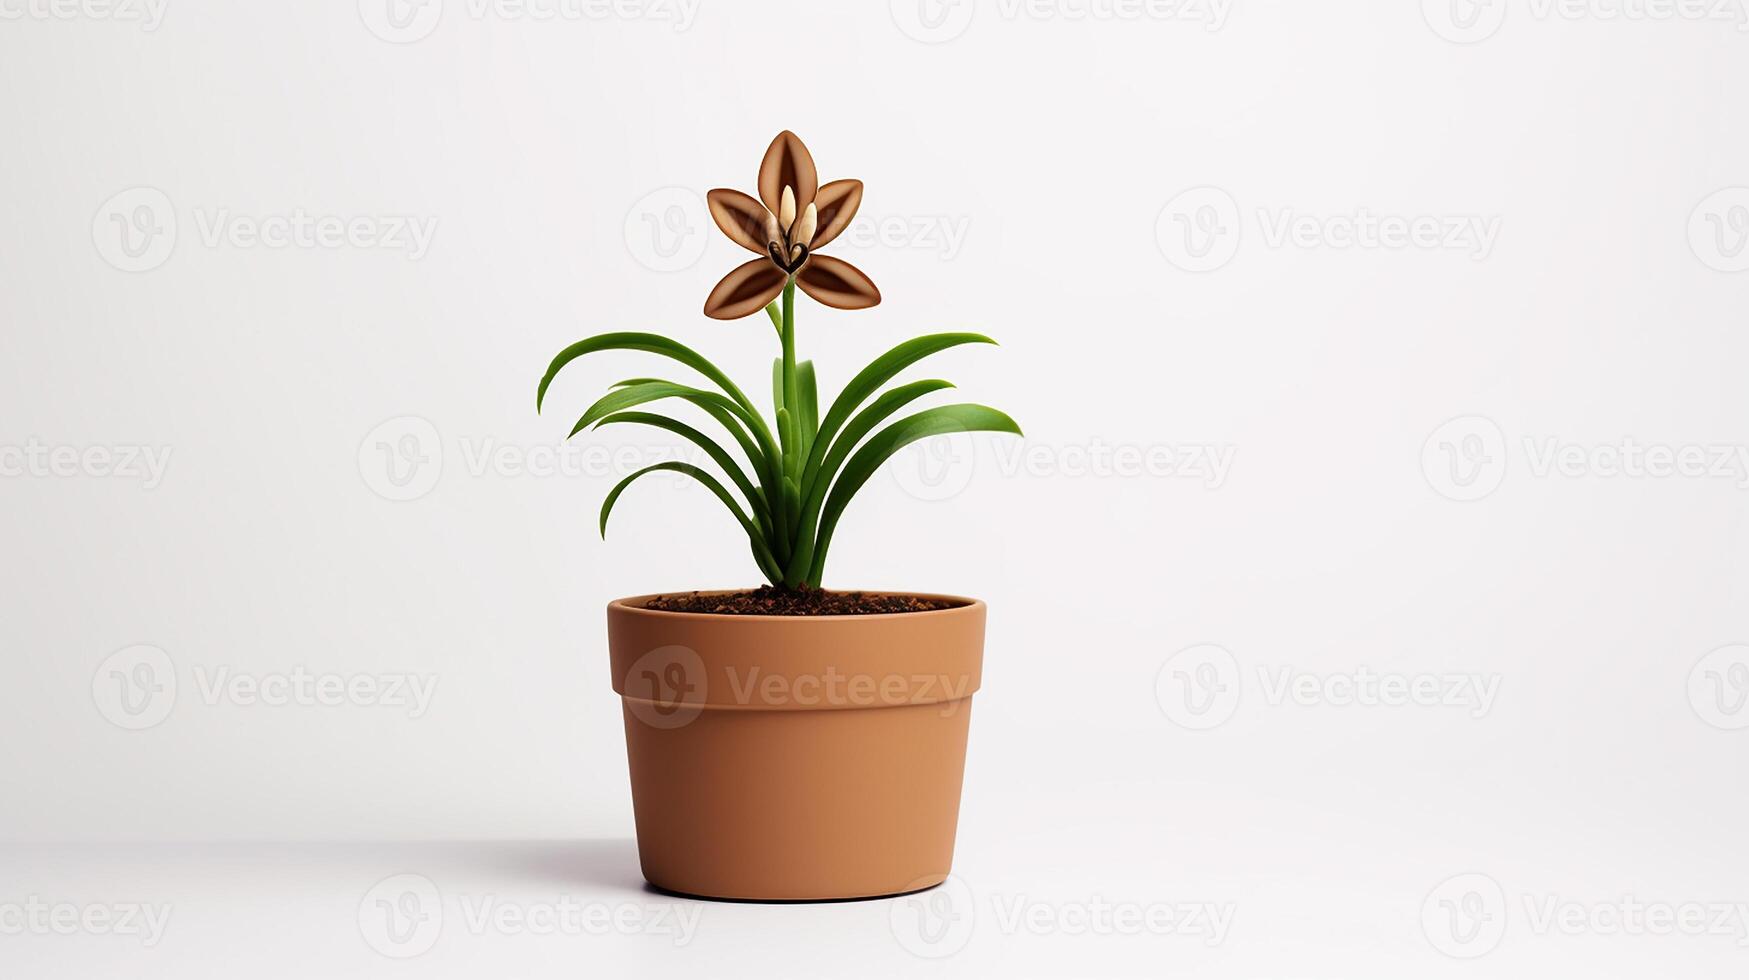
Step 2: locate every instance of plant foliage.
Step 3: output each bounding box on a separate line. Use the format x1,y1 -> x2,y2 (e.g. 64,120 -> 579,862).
536,133 -> 1019,588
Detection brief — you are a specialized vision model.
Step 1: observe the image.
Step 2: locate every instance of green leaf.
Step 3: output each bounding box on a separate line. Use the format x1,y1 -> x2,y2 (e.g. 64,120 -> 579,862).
569,382 -> 746,437
805,404 -> 1022,586
780,379 -> 954,585
592,411 -> 770,536
537,332 -> 758,421
775,406 -> 795,468
782,475 -> 801,534
800,333 -> 997,501
750,539 -> 779,585
771,360 -> 789,459
600,462 -> 781,583
689,397 -> 773,494
797,360 -> 819,453
565,380 -> 782,504
538,334 -> 786,547
764,302 -> 783,335
536,333 -> 782,501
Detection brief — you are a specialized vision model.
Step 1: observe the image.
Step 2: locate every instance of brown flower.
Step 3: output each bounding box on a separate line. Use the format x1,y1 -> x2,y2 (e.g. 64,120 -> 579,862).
703,131 -> 882,320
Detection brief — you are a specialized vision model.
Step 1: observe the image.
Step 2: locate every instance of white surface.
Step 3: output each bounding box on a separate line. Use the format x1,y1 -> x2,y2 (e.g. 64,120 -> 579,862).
4,1 -> 1749,977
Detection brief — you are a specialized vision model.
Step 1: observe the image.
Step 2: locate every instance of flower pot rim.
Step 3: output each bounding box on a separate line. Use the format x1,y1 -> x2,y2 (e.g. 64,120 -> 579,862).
610,591 -> 984,622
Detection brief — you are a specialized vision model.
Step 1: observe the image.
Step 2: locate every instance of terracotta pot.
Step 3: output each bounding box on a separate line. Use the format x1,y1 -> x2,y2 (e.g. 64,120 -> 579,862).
606,592 -> 985,901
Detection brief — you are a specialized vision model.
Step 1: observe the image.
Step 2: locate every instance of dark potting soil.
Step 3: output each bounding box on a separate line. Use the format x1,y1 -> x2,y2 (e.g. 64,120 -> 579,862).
640,586 -> 962,616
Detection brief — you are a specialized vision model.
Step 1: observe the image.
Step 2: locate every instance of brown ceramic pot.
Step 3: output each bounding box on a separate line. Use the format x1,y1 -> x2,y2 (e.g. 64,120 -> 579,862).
606,592 -> 985,901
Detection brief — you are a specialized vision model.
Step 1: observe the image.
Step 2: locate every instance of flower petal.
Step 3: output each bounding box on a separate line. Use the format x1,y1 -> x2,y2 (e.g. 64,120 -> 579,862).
795,254 -> 880,311
703,258 -> 788,320
707,189 -> 775,255
808,179 -> 862,249
758,131 -> 818,217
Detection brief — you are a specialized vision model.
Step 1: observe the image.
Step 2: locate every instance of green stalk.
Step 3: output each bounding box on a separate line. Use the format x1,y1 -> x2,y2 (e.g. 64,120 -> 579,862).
779,279 -> 802,568
781,279 -> 799,473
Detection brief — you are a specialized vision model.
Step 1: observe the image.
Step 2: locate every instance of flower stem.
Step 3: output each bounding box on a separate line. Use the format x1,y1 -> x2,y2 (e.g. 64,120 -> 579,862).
781,278 -> 799,478
779,279 -> 801,572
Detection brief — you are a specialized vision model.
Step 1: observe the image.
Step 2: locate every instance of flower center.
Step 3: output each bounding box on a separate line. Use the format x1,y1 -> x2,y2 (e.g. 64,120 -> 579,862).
768,239 -> 808,274
767,185 -> 818,274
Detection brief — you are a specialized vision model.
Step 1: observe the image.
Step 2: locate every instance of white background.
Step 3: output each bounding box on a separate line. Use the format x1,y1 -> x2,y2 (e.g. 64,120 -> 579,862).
4,0 -> 1749,976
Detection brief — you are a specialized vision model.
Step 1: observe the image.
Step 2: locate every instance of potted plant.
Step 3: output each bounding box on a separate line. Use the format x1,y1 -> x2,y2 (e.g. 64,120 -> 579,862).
537,131 -> 1019,901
